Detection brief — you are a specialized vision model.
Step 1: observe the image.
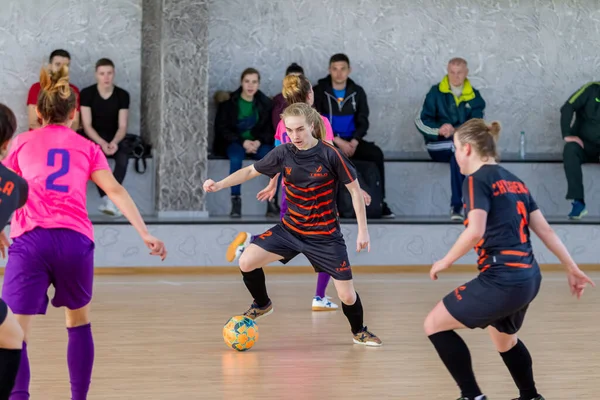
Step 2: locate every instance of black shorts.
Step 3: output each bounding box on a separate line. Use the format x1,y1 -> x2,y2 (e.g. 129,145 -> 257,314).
443,269 -> 542,334
251,224 -> 352,281
0,299 -> 7,326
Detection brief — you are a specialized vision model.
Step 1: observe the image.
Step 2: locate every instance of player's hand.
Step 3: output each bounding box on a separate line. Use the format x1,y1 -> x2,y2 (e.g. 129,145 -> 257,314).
203,179 -> 221,193
430,259 -> 451,280
361,189 -> 371,206
0,231 -> 10,258
257,184 -> 277,202
142,233 -> 167,261
356,229 -> 370,253
566,267 -> 595,299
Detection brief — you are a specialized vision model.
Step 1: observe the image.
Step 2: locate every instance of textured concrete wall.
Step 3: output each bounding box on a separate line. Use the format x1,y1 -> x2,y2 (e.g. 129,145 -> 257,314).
142,0 -> 209,213
208,0 -> 600,154
0,0 -> 142,135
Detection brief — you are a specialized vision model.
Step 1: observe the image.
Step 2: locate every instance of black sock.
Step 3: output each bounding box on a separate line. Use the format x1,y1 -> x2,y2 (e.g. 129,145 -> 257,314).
341,292 -> 364,335
0,348 -> 21,400
241,268 -> 270,308
428,331 -> 482,399
500,339 -> 538,400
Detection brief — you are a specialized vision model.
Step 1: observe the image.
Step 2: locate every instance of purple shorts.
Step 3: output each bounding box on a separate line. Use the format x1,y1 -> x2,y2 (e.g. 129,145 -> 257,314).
1,227 -> 94,315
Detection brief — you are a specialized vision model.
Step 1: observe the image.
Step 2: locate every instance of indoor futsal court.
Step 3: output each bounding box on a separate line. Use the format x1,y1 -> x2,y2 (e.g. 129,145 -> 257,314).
9,269 -> 599,399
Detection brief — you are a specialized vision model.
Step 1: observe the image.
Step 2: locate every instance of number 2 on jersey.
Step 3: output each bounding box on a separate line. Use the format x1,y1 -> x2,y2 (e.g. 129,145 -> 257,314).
46,149 -> 70,193
516,200 -> 528,243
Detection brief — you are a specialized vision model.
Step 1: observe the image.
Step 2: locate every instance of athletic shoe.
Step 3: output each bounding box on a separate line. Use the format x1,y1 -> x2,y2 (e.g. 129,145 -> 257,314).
352,326 -> 382,346
243,301 -> 273,321
311,295 -> 339,311
226,231 -> 251,262
568,200 -> 587,219
511,396 -> 544,400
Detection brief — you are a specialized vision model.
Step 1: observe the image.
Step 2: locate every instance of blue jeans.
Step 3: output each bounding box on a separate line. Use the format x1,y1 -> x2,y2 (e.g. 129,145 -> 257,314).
428,148 -> 465,210
227,142 -> 274,196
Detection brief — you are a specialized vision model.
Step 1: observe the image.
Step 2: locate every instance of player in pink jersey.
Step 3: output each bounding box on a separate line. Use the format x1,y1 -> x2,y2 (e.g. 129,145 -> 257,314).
1,66 -> 166,400
226,73 -> 370,312
0,104 -> 28,400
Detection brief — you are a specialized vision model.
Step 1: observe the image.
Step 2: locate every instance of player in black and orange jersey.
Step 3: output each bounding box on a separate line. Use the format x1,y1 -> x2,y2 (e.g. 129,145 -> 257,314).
0,104 -> 29,399
203,102 -> 381,346
423,119 -> 595,400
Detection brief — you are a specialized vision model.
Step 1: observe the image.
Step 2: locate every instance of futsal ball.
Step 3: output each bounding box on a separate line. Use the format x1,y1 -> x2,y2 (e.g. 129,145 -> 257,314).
223,316 -> 259,351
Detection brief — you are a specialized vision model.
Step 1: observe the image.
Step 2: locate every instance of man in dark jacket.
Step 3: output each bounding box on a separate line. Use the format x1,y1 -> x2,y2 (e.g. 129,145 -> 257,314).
415,57 -> 486,220
560,82 -> 600,219
213,68 -> 276,217
313,53 -> 394,218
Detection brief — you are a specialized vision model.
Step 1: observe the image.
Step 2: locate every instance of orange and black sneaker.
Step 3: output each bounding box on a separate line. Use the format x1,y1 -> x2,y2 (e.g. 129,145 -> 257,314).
352,326 -> 382,346
243,300 -> 273,321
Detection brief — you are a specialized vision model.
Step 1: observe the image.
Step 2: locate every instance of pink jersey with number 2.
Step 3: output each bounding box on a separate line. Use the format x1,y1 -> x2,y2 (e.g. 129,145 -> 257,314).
2,125 -> 111,241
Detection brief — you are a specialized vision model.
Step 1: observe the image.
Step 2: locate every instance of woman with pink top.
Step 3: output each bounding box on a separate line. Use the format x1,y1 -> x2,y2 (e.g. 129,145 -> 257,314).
226,73 -> 370,311
2,66 -> 167,399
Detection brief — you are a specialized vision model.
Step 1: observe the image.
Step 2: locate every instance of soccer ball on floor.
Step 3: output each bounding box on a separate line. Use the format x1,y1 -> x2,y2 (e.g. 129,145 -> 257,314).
223,316 -> 259,351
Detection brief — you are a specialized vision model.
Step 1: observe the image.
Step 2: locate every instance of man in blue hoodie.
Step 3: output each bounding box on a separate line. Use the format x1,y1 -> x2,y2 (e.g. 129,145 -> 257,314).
313,53 -> 394,218
415,57 -> 486,220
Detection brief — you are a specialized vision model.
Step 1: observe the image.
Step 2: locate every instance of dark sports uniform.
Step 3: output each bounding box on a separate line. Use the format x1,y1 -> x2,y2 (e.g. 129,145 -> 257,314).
443,164 -> 542,334
252,140 -> 357,280
0,164 -> 28,326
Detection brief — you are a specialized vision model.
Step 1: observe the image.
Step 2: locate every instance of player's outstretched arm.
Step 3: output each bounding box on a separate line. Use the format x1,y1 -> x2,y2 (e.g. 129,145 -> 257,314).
203,165 -> 262,193
529,210 -> 595,298
345,179 -> 370,252
91,170 -> 167,260
430,209 -> 487,280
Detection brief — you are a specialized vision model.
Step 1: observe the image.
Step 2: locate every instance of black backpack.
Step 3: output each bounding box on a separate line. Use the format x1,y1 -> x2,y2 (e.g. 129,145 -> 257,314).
337,160 -> 383,219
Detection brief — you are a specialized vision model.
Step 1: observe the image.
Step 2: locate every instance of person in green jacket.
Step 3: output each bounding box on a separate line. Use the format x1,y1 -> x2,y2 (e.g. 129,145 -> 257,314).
560,82 -> 600,219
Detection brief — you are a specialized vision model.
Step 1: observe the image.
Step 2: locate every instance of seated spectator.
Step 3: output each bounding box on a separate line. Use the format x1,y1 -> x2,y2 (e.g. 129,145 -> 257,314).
271,63 -> 305,130
80,58 -> 130,216
213,68 -> 276,218
313,53 -> 394,218
415,57 -> 485,221
560,82 -> 600,219
27,49 -> 80,130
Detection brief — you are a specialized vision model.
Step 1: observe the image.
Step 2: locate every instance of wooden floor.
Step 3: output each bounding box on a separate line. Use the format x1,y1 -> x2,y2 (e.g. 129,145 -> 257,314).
5,272 -> 600,399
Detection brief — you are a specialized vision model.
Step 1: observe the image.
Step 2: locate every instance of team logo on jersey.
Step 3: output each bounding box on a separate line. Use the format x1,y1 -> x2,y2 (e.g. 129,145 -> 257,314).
310,165 -> 328,178
285,167 -> 292,176
454,285 -> 467,301
336,260 -> 350,272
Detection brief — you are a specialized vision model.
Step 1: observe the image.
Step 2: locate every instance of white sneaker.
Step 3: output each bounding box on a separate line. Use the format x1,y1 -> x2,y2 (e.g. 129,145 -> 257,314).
98,197 -> 122,217
226,232 -> 252,263
312,295 -> 339,311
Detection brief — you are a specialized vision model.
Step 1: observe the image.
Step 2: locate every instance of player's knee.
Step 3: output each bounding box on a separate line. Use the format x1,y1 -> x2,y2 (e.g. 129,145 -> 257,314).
65,306 -> 91,328
337,289 -> 356,305
0,315 -> 24,349
493,333 -> 518,353
423,312 -> 439,336
238,253 -> 256,273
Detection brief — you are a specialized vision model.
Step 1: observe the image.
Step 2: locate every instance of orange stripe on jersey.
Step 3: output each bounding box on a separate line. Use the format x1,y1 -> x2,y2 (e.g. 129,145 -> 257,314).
322,141 -> 354,182
500,250 -> 529,257
288,207 -> 334,219
286,196 -> 333,211
290,215 -> 337,227
505,263 -> 531,268
283,218 -> 337,235
285,179 -> 334,193
285,187 -> 333,202
468,176 -> 474,209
